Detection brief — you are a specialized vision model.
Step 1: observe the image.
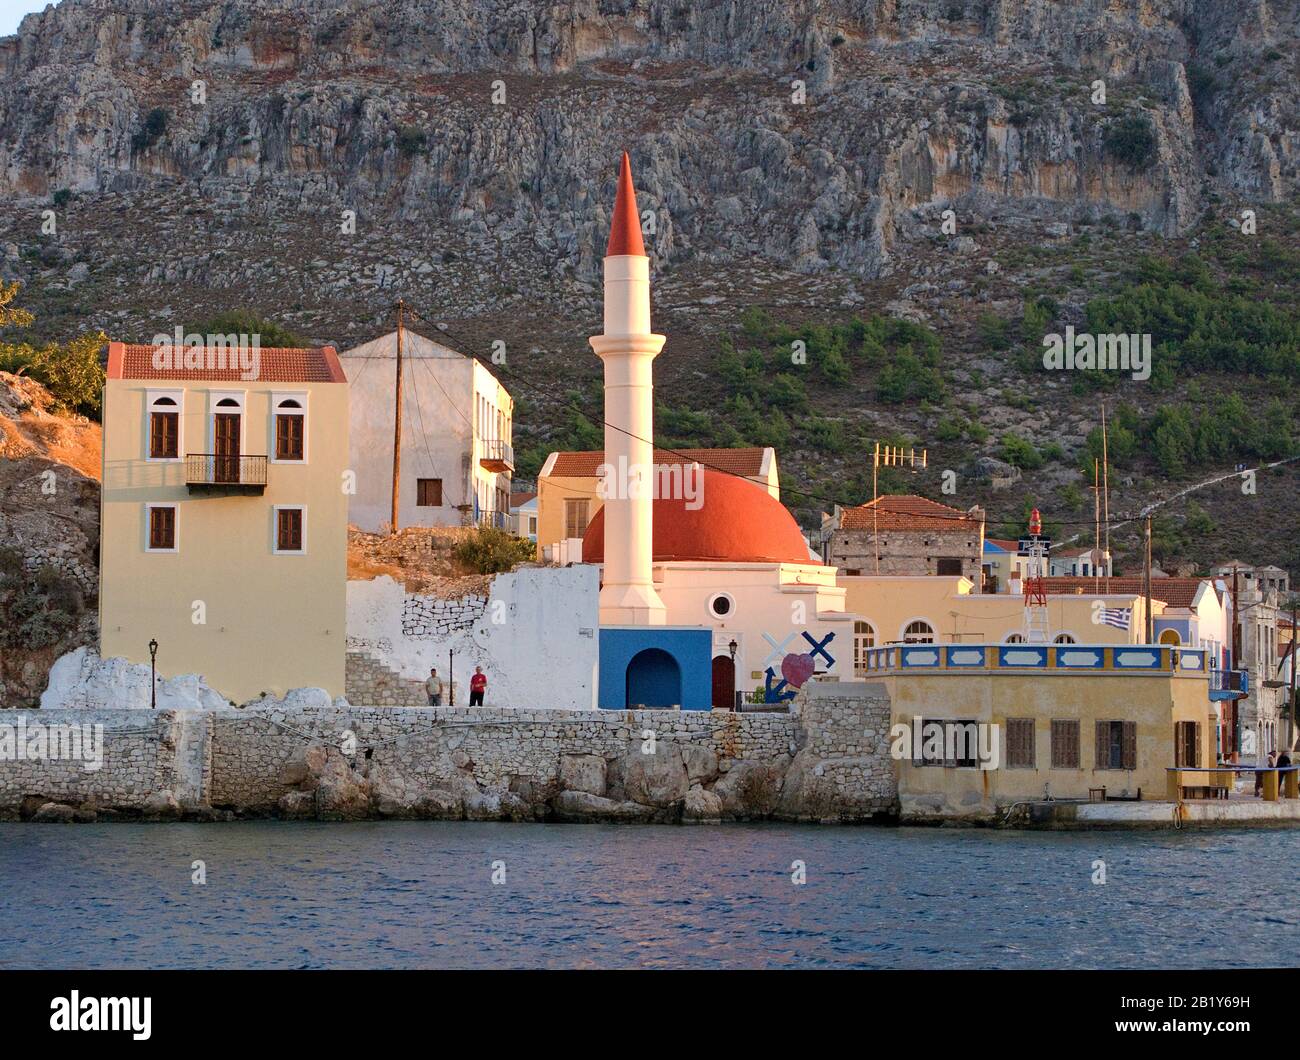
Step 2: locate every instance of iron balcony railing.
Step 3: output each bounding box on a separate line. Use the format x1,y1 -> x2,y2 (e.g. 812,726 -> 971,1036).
479,439 -> 515,471
1209,668 -> 1249,699
185,453 -> 269,492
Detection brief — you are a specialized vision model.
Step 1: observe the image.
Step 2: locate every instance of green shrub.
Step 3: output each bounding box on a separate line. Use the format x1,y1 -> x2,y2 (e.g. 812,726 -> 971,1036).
999,432 -> 1044,470
1104,112 -> 1157,170
185,311 -> 307,348
396,124 -> 427,156
453,528 -> 535,574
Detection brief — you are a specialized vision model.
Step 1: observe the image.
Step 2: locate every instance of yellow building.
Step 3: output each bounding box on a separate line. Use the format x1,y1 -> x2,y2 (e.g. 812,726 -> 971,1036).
535,446 -> 778,560
861,643 -> 1215,815
838,575 -> 1156,675
99,341 -> 350,702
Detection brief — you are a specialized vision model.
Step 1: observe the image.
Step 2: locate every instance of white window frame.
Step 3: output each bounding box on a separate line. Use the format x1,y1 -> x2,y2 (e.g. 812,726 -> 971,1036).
900,618 -> 935,644
207,389 -> 247,455
272,504 -> 307,555
853,621 -> 876,676
270,391 -> 309,464
144,502 -> 180,553
145,389 -> 184,463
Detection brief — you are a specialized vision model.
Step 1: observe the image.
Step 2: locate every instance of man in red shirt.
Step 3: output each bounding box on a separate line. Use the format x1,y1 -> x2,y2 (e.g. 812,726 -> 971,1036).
469,666 -> 487,706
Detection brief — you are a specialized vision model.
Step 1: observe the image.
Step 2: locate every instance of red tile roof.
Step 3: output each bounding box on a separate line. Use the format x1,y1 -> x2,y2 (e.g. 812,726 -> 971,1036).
840,494 -> 983,532
106,341 -> 346,383
546,447 -> 768,479
1038,576 -> 1211,608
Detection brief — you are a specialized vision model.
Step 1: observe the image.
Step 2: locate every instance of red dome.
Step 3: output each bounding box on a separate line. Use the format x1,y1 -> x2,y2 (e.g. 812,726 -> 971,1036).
582,469 -> 812,564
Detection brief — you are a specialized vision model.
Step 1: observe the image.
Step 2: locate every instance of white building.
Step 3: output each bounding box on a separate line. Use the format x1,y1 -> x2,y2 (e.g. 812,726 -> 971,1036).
339,330 -> 514,532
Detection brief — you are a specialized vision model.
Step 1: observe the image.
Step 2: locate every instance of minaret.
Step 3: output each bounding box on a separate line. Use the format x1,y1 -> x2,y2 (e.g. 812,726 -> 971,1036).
590,152 -> 666,625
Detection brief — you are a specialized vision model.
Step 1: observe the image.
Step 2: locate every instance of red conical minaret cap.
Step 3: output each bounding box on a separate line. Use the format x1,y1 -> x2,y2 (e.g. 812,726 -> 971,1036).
606,151 -> 646,257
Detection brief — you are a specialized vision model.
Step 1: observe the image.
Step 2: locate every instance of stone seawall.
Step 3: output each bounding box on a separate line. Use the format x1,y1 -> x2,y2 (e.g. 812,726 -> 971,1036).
0,682 -> 899,824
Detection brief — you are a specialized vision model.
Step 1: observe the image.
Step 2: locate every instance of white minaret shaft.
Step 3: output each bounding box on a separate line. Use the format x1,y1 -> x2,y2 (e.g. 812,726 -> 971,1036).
589,152 -> 666,625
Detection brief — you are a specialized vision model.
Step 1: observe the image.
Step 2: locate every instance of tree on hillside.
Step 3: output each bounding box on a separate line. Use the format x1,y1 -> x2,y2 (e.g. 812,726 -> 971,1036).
185,310 -> 307,348
0,281 -> 105,416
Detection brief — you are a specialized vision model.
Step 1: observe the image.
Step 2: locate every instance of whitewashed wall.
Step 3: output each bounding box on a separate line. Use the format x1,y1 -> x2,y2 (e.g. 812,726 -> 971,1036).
347,566 -> 600,710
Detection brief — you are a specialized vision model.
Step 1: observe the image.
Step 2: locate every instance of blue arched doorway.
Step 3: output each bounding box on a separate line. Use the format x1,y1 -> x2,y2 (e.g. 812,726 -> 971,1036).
625,648 -> 682,709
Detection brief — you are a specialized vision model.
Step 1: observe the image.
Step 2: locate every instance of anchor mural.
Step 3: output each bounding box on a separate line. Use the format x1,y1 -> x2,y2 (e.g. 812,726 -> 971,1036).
763,630 -> 837,702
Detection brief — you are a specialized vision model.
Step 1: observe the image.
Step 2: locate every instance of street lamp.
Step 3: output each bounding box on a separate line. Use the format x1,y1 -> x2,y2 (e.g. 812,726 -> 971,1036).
148,638 -> 158,710
728,639 -> 738,662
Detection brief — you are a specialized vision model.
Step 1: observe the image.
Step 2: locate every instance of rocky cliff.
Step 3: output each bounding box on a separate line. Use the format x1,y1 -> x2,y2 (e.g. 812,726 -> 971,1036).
0,371 -> 100,706
0,0 -> 1296,565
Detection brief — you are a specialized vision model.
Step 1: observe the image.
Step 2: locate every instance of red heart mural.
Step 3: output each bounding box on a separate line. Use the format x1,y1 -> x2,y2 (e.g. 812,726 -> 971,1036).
781,652 -> 815,688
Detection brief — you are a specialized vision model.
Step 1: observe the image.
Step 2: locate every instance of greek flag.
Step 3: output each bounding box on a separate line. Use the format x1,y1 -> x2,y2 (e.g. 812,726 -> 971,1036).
1099,606 -> 1132,630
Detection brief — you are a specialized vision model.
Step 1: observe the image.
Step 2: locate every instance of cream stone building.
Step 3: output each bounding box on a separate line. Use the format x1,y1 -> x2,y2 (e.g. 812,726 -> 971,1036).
821,495 -> 986,581
338,330 -> 513,533
99,341 -> 350,702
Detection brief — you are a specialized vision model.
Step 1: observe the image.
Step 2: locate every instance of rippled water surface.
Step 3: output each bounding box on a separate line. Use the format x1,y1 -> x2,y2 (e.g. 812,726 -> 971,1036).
2,822 -> 1296,968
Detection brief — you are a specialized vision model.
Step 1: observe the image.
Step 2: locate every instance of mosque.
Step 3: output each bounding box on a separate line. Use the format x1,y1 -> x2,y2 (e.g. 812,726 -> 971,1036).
584,154 -> 860,710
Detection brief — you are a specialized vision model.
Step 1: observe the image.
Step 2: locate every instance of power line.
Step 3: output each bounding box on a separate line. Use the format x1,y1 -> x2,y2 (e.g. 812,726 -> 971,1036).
396,301 -> 1292,531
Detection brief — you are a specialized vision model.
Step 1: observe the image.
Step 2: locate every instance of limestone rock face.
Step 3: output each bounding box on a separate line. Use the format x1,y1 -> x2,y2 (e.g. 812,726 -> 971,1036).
313,755 -> 372,820
41,647 -> 229,711
713,760 -> 783,819
682,785 -> 723,824
0,0 -> 1285,364
141,790 -> 182,819
682,745 -> 719,786
620,746 -> 690,808
31,801 -> 79,822
278,742 -> 328,787
552,789 -> 654,823
559,753 -> 606,796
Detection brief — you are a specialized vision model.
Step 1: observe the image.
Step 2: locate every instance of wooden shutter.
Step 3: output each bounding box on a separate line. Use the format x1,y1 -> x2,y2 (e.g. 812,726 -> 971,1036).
565,499 -> 589,539
276,414 -> 303,459
417,479 -> 442,506
1121,721 -> 1137,771
277,508 -> 302,551
1095,720 -> 1110,769
1193,722 -> 1202,769
149,506 -> 175,549
1008,719 -> 1034,768
1051,720 -> 1078,769
150,412 -> 178,458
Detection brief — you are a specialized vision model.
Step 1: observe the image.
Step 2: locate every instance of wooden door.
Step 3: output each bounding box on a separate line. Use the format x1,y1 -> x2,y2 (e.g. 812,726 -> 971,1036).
214,413 -> 241,482
711,655 -> 735,710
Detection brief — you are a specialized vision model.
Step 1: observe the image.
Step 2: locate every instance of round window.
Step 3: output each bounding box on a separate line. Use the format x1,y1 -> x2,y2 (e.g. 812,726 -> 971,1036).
708,593 -> 734,618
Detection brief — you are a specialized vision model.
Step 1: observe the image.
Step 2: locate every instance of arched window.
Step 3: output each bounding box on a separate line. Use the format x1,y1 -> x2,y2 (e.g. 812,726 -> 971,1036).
853,621 -> 876,675
147,391 -> 181,459
1004,633 -> 1027,644
216,397 -> 240,407
902,620 -> 934,644
274,395 -> 307,461
1054,633 -> 1077,644
1159,629 -> 1181,646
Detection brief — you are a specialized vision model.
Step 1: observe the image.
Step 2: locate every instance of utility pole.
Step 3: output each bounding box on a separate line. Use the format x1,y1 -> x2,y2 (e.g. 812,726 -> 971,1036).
1101,403 -> 1111,592
1232,565 -> 1241,667
1093,457 -> 1101,594
1289,601 -> 1298,752
1231,565 -> 1241,760
390,298 -> 404,535
1143,514 -> 1153,643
